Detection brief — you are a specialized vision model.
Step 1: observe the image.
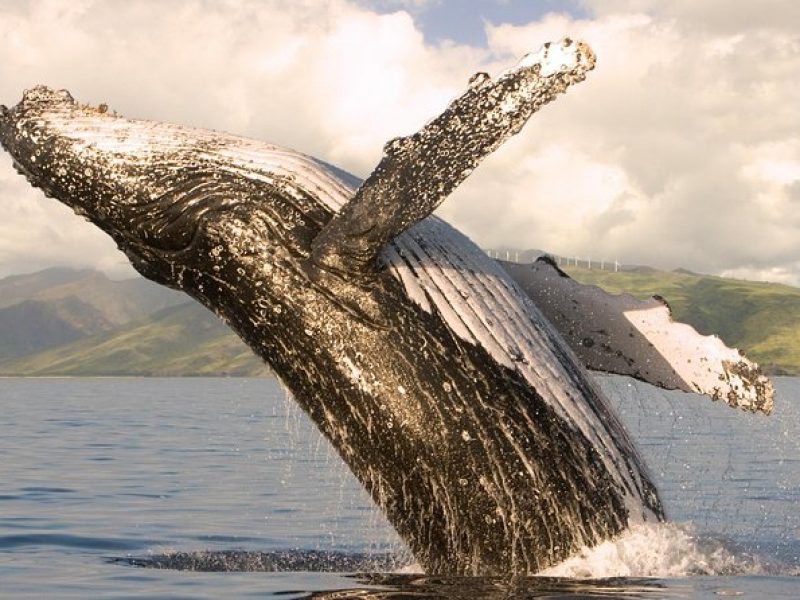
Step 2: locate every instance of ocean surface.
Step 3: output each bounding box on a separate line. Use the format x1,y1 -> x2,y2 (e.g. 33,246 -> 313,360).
1,376 -> 798,598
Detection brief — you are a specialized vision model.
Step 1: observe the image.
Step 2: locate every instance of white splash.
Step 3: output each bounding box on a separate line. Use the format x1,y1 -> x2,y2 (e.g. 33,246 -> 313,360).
539,522 -> 757,578
393,522 -> 772,578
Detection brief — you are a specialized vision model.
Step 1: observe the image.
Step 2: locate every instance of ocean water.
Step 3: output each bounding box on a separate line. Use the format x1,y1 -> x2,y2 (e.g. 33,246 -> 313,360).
1,376 -> 798,598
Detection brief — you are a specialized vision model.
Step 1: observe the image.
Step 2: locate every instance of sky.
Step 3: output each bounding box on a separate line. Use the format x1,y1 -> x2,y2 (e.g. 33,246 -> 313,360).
0,0 -> 798,284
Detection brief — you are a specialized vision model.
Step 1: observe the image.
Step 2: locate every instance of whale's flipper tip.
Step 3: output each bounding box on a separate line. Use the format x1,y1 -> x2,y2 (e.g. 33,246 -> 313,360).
501,258 -> 775,415
515,37 -> 596,78
621,300 -> 774,414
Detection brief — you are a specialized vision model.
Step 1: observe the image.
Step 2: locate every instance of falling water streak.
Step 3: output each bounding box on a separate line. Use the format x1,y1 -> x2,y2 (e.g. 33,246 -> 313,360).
267,379 -> 406,558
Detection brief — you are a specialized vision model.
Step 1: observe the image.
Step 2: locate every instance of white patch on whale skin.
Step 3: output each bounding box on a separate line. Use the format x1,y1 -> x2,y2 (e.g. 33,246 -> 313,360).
511,38 -> 595,78
624,305 -> 773,413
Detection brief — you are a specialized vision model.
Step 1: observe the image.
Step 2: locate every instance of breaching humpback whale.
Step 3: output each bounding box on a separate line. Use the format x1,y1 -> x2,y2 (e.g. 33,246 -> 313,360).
0,39 -> 773,575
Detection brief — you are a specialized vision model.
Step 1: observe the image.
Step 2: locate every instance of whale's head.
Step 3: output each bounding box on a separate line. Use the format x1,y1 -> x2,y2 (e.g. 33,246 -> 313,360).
0,87 -> 338,297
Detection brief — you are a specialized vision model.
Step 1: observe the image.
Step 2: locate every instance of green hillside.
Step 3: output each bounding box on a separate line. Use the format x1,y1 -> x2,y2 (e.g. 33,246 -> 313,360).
0,267 -> 183,319
0,267 -> 92,309
564,265 -> 800,375
0,301 -> 268,377
0,267 -> 185,363
2,264 -> 800,377
0,297 -> 109,360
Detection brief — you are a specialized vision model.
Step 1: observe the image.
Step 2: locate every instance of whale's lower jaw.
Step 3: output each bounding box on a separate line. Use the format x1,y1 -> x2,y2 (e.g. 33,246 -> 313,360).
0,73 -> 663,575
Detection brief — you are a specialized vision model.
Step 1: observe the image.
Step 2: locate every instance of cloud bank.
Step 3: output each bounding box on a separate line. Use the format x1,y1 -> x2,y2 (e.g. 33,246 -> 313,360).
0,0 -> 798,284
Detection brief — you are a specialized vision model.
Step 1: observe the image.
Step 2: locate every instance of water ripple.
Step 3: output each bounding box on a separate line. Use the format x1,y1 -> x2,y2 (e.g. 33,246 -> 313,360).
1,533 -> 144,551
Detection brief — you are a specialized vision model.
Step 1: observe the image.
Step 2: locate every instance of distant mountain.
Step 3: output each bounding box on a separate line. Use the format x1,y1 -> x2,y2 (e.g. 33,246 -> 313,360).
0,267 -> 185,321
0,300 -> 267,377
0,297 -> 110,360
0,268 -> 186,362
0,267 -> 92,309
2,264 -> 800,376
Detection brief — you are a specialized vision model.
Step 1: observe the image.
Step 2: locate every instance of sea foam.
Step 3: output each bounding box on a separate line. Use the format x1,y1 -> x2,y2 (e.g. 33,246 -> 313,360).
539,522 -> 761,578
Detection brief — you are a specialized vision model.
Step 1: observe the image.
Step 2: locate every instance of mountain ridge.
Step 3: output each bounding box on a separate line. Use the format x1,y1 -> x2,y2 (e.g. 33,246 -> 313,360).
1,264 -> 799,376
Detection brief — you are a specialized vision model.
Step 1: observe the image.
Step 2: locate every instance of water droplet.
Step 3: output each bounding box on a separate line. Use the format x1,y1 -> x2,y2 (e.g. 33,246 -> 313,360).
397,385 -> 406,395
461,431 -> 471,441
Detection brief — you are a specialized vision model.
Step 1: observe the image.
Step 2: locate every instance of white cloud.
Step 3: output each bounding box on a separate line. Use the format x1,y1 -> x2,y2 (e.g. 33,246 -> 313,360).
581,0 -> 800,34
0,152 -> 133,277
0,0 -> 799,285
438,6 -> 800,282
0,0 -> 480,277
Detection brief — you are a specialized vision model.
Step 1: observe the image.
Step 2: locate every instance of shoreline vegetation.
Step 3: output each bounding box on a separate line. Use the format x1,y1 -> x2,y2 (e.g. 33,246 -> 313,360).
1,263 -> 799,377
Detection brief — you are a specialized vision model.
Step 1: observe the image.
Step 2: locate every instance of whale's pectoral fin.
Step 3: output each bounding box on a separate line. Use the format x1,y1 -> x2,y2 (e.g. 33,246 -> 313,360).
501,257 -> 775,414
309,39 -> 596,278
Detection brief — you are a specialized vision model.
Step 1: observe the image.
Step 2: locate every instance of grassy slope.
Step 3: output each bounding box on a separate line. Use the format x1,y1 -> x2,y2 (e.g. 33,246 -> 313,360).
0,268 -> 183,322
0,301 -> 268,377
0,268 -> 90,310
0,268 -> 187,363
564,265 -> 800,375
0,297 -> 111,360
4,264 -> 800,376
